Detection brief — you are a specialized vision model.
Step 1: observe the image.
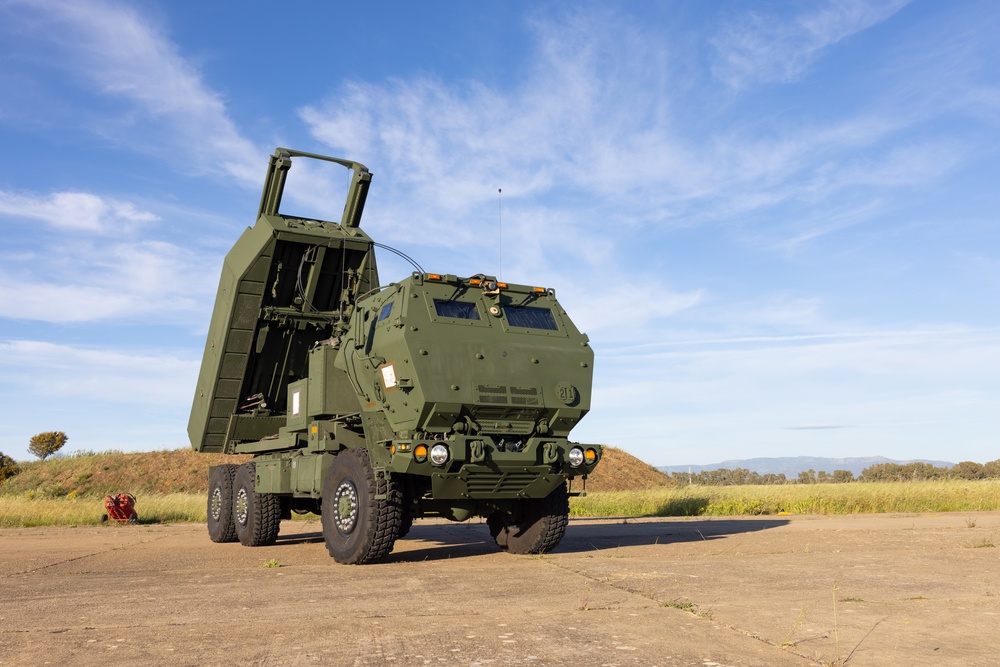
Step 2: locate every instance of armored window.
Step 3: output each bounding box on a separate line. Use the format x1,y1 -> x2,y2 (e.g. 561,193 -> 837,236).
503,306 -> 558,330
434,299 -> 481,320
378,302 -> 394,321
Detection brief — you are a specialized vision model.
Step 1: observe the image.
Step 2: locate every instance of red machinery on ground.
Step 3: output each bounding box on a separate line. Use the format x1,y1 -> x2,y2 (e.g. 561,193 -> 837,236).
101,493 -> 137,524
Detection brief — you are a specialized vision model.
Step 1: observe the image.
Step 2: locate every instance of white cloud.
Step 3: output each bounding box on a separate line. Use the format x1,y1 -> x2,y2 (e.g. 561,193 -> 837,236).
711,0 -> 911,89
0,340 -> 198,403
580,326 -> 1000,464
297,7 -> 967,261
0,189 -> 158,233
0,239 -> 218,323
0,340 -> 199,459
2,0 -> 263,185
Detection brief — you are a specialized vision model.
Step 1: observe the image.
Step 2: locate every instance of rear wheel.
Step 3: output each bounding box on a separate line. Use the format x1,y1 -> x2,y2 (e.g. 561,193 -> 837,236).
233,462 -> 281,546
207,464 -> 238,543
321,448 -> 402,564
491,483 -> 569,555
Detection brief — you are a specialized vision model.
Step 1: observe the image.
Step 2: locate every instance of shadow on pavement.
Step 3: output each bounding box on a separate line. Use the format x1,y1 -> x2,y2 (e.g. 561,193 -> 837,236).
562,517 -> 792,550
274,517 -> 791,562
275,530 -> 324,545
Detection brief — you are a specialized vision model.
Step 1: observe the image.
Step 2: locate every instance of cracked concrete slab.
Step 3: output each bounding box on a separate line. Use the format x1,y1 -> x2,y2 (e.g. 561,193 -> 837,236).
1,513 -> 997,666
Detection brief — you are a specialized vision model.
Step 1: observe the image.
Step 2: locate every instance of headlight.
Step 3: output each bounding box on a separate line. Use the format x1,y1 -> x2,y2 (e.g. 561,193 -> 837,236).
568,447 -> 584,467
430,444 -> 450,466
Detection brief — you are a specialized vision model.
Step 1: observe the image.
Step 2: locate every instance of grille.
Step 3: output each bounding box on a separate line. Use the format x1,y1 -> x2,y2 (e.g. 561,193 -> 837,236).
474,384 -> 541,406
464,470 -> 538,495
477,420 -> 534,435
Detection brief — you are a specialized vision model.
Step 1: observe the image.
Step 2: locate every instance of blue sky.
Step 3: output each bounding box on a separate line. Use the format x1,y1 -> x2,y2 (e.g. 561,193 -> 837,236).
0,0 -> 997,466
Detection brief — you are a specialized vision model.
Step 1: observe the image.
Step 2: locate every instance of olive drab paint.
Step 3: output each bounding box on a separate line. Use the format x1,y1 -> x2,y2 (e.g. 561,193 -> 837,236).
190,148 -> 602,563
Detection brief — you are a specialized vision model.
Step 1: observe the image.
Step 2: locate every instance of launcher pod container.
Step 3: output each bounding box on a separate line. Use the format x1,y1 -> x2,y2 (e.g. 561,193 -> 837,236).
189,148 -> 601,563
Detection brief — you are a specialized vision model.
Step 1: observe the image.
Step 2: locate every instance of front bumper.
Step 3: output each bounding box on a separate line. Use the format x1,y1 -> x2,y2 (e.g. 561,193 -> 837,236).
387,435 -> 601,499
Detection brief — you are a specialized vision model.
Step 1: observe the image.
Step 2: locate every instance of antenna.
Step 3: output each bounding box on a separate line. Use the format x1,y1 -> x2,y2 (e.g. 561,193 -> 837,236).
498,188 -> 502,280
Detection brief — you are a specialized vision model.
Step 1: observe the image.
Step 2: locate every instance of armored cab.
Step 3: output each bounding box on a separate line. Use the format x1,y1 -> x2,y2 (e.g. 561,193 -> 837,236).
191,148 -> 601,564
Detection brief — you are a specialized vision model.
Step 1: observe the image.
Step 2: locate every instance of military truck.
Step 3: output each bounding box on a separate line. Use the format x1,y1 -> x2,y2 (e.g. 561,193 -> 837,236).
189,148 -> 601,564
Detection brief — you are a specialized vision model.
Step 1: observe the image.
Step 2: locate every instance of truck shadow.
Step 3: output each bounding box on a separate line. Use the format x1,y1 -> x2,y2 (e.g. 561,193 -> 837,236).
273,517 -> 792,562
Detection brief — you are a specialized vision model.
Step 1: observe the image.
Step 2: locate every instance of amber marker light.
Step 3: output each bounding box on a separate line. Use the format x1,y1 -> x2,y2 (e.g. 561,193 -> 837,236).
469,278 -> 482,286
414,444 -> 428,462
533,287 -> 546,293
584,448 -> 598,464
427,273 -> 442,281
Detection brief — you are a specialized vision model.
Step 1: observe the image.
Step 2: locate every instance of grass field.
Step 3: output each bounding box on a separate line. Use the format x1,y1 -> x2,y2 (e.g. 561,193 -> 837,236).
0,493 -> 205,528
4,480 -> 1000,527
569,480 -> 1000,517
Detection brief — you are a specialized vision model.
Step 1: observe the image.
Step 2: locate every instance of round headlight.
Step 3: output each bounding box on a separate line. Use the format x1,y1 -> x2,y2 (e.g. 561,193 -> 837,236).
568,447 -> 584,467
430,444 -> 450,466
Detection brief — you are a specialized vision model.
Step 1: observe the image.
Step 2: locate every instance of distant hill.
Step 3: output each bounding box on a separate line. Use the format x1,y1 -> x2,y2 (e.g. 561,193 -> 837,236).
0,446 -> 670,498
659,456 -> 955,478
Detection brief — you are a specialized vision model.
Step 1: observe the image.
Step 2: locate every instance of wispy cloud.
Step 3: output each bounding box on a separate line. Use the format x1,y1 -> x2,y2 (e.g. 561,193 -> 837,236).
0,189 -> 158,233
1,0 -> 263,185
0,339 -> 198,404
710,0 -> 911,89
298,6 -> 965,256
0,340 -> 198,457
579,325 -> 1000,463
0,239 -> 217,323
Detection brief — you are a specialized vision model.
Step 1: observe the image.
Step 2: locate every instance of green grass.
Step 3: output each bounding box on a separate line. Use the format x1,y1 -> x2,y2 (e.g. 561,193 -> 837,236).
0,493 -> 321,527
0,493 -> 206,527
3,479 -> 1000,527
569,480 -> 1000,517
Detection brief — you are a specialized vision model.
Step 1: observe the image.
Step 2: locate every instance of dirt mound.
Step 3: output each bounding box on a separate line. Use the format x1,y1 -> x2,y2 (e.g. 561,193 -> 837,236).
0,449 -> 249,498
1,445 -> 667,498
582,446 -> 673,492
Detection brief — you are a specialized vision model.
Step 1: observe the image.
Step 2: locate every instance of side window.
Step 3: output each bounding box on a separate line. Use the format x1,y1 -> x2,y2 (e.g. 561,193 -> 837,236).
434,299 -> 481,320
378,302 -> 394,322
503,306 -> 558,330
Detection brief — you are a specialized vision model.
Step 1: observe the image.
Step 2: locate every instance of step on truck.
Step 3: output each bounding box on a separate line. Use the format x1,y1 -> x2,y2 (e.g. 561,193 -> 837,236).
188,148 -> 602,563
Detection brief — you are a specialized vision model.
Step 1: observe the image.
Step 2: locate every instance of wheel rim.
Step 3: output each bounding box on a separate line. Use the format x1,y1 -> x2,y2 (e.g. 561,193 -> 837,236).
235,487 -> 249,526
333,480 -> 359,535
210,487 -> 223,521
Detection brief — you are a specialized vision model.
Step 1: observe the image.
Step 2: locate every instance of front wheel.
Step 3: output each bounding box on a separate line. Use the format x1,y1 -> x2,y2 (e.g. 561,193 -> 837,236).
232,462 -> 281,546
321,449 -> 402,564
491,483 -> 569,555
207,464 -> 238,543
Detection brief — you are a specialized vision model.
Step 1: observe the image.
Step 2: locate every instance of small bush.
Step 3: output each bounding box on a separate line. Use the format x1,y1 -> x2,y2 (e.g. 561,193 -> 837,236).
0,452 -> 19,484
28,431 -> 68,460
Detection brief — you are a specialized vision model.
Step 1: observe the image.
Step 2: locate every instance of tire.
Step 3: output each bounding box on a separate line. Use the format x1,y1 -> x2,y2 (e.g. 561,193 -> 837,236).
492,483 -> 569,555
397,507 -> 414,540
207,463 -> 238,543
233,462 -> 281,547
321,448 -> 402,564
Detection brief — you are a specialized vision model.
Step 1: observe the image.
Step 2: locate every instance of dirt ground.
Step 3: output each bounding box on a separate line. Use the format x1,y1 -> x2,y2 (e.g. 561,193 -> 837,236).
1,512 -> 998,667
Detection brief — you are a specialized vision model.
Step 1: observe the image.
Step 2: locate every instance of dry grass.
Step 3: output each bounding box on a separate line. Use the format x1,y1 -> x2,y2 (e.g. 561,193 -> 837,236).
5,448 -> 1000,527
0,493 -> 205,527
570,480 -> 1000,517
